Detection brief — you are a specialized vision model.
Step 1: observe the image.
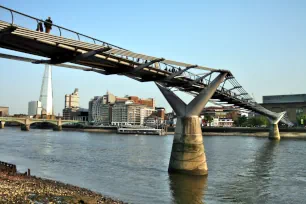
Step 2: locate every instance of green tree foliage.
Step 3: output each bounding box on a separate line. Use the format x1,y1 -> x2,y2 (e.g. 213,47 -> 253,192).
296,114 -> 306,126
234,115 -> 269,127
247,116 -> 269,127
204,115 -> 214,126
234,115 -> 248,127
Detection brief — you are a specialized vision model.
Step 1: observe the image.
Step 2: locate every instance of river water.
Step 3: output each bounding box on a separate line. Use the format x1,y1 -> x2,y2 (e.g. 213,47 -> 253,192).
0,127 -> 306,204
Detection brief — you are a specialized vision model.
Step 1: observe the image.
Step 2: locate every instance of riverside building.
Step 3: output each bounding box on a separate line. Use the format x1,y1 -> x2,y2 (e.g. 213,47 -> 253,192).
28,101 -> 42,116
65,88 -> 79,108
88,91 -> 156,126
0,106 -> 9,117
261,94 -> 306,124
62,88 -> 88,121
111,101 -> 154,126
88,91 -> 116,125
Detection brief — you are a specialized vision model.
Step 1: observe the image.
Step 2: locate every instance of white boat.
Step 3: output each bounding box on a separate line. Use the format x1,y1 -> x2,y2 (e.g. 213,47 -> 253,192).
117,126 -> 165,135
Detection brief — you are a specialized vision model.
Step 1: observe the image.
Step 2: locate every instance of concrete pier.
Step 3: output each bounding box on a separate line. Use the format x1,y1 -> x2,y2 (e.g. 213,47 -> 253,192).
268,112 -> 286,140
53,126 -> 62,131
157,72 -> 228,176
169,116 -> 207,175
52,119 -> 62,131
21,125 -> 30,131
0,121 -> 5,129
269,124 -> 280,140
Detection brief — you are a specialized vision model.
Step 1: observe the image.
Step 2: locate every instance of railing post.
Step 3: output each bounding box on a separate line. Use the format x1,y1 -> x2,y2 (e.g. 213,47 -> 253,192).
10,10 -> 14,25
58,27 -> 62,36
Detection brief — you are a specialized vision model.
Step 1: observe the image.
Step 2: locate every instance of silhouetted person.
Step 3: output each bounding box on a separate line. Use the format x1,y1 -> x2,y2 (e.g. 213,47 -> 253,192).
44,17 -> 53,33
36,22 -> 43,32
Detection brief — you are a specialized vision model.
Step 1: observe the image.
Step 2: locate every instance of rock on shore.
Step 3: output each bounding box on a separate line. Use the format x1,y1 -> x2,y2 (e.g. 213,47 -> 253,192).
0,172 -> 126,204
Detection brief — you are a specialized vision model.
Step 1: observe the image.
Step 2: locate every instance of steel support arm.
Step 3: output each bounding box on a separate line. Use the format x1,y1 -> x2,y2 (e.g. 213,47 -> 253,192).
166,65 -> 197,80
32,47 -> 111,64
228,86 -> 242,91
0,26 -> 17,38
131,58 -> 164,73
189,71 -> 214,86
156,72 -> 228,117
72,47 -> 112,61
186,72 -> 228,116
268,112 -> 287,124
156,83 -> 186,116
235,93 -> 248,96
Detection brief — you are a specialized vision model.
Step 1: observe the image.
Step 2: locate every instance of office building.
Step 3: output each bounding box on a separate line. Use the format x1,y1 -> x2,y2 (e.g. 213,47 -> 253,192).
0,106 -> 9,116
28,101 -> 42,116
63,88 -> 88,121
65,88 -> 80,108
115,96 -> 155,108
261,94 -> 306,124
111,101 -> 132,126
89,91 -> 156,126
63,108 -> 88,121
88,92 -> 116,124
112,101 -> 154,126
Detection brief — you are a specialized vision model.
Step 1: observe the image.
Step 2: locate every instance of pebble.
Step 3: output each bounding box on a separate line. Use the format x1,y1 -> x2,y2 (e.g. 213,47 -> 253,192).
0,171 -> 127,204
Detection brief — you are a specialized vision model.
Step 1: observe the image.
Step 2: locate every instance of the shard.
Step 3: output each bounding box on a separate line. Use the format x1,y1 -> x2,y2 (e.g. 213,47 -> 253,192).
39,65 -> 53,115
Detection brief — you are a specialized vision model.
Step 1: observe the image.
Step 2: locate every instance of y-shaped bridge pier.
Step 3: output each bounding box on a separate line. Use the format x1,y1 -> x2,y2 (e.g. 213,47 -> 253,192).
157,72 -> 228,175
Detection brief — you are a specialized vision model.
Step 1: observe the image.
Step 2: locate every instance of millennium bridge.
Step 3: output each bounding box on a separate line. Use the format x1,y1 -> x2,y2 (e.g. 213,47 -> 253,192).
0,5 -> 293,175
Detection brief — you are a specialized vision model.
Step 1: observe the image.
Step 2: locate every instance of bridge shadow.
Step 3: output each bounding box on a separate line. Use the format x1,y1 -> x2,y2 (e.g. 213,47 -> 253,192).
168,173 -> 207,204
30,122 -> 54,129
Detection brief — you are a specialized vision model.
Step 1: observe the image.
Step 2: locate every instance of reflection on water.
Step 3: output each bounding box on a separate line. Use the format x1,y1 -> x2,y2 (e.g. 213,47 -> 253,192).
218,140 -> 280,203
1,128 -> 306,204
169,173 -> 207,204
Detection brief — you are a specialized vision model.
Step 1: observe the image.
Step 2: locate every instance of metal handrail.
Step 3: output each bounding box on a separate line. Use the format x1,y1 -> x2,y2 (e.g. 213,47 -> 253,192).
0,5 -> 127,50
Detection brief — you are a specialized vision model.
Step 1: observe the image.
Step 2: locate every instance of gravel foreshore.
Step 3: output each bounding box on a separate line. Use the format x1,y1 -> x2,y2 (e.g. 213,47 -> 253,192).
0,171 -> 126,204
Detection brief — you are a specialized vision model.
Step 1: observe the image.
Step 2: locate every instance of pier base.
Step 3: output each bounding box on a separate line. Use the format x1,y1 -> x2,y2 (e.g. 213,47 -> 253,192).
267,112 -> 286,140
269,123 -> 280,140
53,125 -> 62,131
21,125 -> 30,131
0,121 -> 5,129
169,116 -> 207,175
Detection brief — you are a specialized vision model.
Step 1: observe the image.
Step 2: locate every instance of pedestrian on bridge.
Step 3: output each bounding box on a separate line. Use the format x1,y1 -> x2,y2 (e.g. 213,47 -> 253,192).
44,17 -> 53,33
36,22 -> 43,32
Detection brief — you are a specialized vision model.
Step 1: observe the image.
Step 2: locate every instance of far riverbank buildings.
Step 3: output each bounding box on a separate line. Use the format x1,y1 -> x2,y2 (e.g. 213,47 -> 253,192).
62,88 -> 88,121
0,106 -> 9,116
261,94 -> 306,124
89,92 -> 157,126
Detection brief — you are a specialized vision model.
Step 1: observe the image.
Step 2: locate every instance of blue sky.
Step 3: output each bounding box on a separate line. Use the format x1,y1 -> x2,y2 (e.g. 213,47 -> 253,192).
0,0 -> 305,115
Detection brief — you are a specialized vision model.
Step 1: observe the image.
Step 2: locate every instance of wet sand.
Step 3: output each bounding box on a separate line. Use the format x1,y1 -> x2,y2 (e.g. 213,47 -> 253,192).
0,171 -> 126,204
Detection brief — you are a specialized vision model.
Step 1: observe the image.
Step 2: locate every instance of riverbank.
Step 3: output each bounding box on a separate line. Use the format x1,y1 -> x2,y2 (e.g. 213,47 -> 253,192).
165,131 -> 306,138
0,165 -> 126,203
167,127 -> 306,138
202,132 -> 306,138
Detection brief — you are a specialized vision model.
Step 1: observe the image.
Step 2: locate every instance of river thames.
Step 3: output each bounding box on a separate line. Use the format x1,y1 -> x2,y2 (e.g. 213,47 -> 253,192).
0,127 -> 305,203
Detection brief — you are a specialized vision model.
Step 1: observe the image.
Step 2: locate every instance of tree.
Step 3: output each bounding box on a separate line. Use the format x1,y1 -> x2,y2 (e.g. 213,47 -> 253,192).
204,115 -> 214,126
234,115 -> 248,127
247,116 -> 269,127
297,114 -> 306,126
